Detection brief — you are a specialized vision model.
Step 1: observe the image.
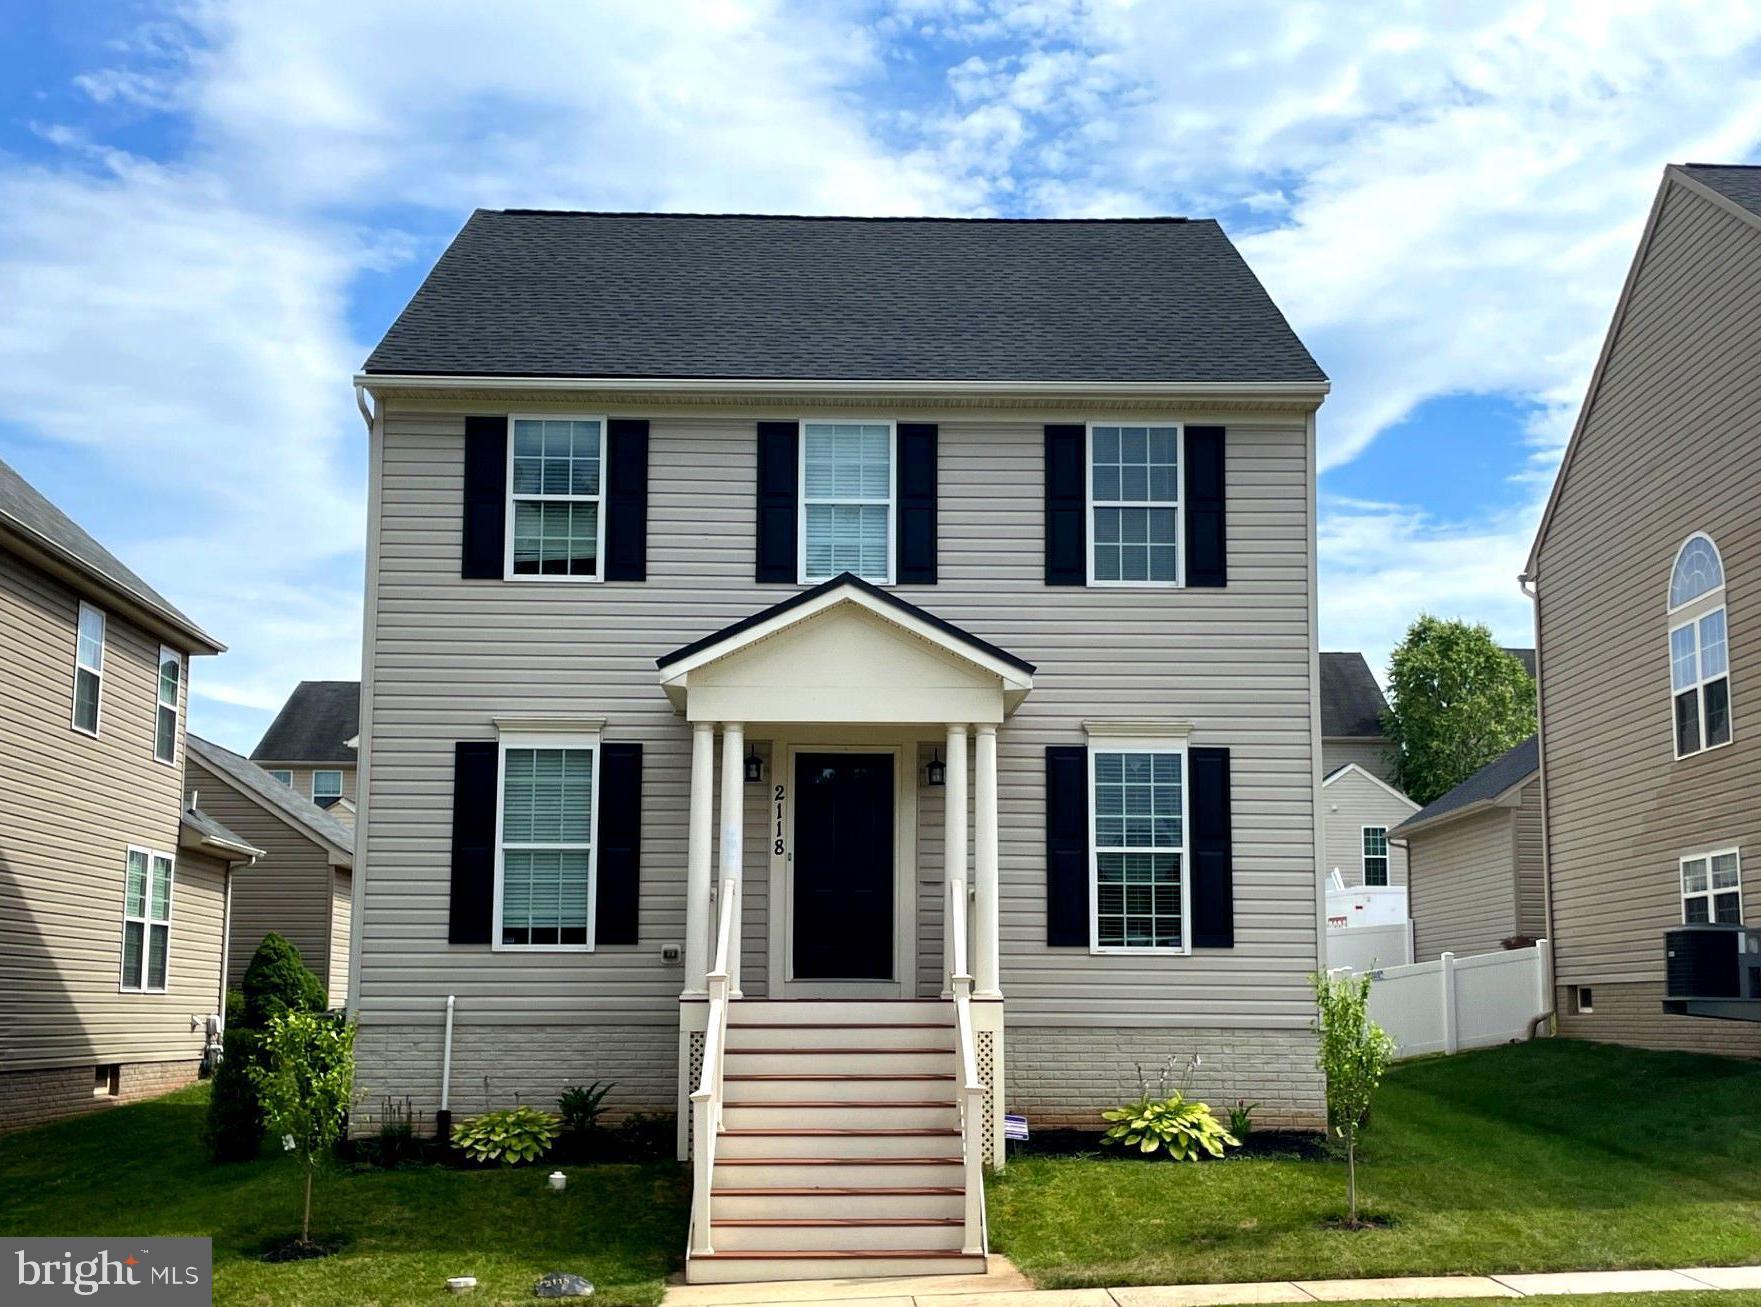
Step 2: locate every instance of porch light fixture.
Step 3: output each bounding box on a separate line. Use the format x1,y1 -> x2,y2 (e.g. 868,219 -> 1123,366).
743,747 -> 765,784
925,748 -> 946,787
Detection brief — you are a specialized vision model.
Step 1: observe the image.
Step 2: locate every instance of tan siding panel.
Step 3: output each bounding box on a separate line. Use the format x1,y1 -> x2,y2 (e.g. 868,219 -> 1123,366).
1322,738 -> 1395,784
1322,769 -> 1415,888
1513,779 -> 1546,939
1407,807 -> 1519,961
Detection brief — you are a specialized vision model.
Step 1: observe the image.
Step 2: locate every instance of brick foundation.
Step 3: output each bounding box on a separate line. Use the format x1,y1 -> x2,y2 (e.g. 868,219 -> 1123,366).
1556,982 -> 1761,1059
0,1059 -> 202,1133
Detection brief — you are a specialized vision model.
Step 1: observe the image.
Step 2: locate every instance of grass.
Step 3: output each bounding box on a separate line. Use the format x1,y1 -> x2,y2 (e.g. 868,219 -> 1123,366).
989,1040 -> 1761,1289
0,1085 -> 685,1306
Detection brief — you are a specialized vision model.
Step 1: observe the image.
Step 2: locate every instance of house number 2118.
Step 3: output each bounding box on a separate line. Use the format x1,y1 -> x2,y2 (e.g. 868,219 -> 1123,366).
774,784 -> 786,856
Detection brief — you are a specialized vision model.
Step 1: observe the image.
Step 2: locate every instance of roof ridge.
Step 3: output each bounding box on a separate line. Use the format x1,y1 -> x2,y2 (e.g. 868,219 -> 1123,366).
490,209 -> 1198,225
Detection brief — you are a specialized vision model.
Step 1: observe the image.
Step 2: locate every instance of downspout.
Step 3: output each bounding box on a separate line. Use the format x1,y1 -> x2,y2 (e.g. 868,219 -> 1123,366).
437,995 -> 457,1142
1518,567 -> 1557,1040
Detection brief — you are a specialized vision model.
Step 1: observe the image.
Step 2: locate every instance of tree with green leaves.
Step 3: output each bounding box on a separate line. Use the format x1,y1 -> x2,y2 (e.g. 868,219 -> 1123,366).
1383,616 -> 1536,805
1313,970 -> 1395,1225
249,1009 -> 358,1247
205,935 -> 327,1162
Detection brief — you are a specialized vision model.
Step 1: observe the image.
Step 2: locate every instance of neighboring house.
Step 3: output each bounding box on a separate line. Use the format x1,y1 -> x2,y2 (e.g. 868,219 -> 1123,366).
1525,162 -> 1761,1058
1318,652 -> 1416,893
1390,736 -> 1544,963
251,680 -> 360,823
187,736 -> 354,998
1319,651 -> 1396,783
0,456 -> 255,1131
351,211 -> 1330,1282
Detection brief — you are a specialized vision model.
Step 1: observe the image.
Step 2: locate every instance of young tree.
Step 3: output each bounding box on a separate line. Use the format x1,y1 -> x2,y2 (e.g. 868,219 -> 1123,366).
1384,616 -> 1535,805
249,1010 -> 358,1247
1312,970 -> 1395,1225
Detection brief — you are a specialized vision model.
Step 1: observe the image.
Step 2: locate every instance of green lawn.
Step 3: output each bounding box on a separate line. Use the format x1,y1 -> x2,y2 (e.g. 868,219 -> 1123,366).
989,1040 -> 1761,1289
0,1085 -> 685,1306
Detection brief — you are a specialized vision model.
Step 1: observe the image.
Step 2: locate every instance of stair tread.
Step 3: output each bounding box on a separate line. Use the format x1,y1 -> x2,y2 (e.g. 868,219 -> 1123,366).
725,1099 -> 958,1108
717,1156 -> 962,1165
727,1047 -> 955,1054
713,1218 -> 962,1227
714,1187 -> 965,1196
691,1250 -> 979,1261
720,1128 -> 961,1137
730,1022 -> 952,1028
726,1073 -> 956,1081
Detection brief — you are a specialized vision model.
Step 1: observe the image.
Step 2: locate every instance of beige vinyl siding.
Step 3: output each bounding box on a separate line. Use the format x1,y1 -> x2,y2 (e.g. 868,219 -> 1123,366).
1321,768 -> 1415,888
0,547 -> 210,1071
329,870 -> 353,1003
1322,738 -> 1396,785
1535,177 -> 1761,1001
1513,778 -> 1546,939
357,405 -> 1319,1033
189,756 -> 340,996
259,765 -> 357,810
1407,807 -> 1519,962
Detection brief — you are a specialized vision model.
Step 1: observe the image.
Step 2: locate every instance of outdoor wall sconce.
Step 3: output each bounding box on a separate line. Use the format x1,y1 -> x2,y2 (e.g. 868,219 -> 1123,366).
744,747 -> 766,784
925,748 -> 946,787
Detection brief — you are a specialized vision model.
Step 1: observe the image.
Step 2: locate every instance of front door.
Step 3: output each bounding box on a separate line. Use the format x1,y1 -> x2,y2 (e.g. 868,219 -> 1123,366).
792,752 -> 895,981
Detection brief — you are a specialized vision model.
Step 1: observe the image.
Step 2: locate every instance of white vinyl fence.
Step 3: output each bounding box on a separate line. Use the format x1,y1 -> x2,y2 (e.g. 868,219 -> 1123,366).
1334,940 -> 1552,1060
1326,920 -> 1414,972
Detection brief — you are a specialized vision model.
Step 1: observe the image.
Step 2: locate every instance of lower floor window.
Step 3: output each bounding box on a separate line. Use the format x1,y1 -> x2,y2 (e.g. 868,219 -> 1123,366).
1682,848 -> 1742,924
121,847 -> 174,992
1574,986 -> 1594,1014
1091,745 -> 1186,950
499,740 -> 596,947
1362,826 -> 1389,886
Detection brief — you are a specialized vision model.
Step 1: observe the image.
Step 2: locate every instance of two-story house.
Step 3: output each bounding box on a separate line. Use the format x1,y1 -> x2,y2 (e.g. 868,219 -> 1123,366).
0,456 -> 256,1130
350,211 -> 1330,1282
1318,651 -> 1415,894
251,680 -> 360,822
1525,163 -> 1761,1057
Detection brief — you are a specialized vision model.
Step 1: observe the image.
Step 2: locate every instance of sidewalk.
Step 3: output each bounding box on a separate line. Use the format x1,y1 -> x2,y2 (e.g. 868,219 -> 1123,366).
662,1258 -> 1761,1307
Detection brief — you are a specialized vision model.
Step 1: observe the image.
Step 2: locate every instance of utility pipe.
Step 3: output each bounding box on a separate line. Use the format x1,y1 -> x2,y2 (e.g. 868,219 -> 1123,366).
437,994 -> 457,1141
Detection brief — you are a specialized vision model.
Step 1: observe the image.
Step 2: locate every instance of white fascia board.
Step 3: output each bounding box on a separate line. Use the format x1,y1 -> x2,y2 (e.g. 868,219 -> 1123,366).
1321,761 -> 1419,809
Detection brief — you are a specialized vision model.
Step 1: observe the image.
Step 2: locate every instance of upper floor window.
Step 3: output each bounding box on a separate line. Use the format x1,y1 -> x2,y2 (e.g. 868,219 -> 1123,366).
154,647 -> 181,765
1681,848 -> 1742,924
1089,423 -> 1180,585
120,847 -> 174,992
507,416 -> 604,580
313,770 -> 343,804
72,602 -> 105,736
1668,533 -> 1731,757
1362,826 -> 1390,886
497,734 -> 598,949
801,421 -> 894,583
267,770 -> 293,786
1090,739 -> 1187,952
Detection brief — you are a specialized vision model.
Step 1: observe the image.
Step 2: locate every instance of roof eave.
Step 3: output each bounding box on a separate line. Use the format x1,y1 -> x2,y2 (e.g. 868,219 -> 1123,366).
1389,771 -> 1537,840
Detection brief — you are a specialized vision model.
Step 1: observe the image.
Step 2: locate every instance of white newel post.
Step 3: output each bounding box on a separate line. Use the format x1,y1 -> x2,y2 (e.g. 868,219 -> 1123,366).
720,722 -> 745,998
683,721 -> 715,997
944,724 -> 969,992
974,724 -> 1000,998
1439,951 -> 1458,1055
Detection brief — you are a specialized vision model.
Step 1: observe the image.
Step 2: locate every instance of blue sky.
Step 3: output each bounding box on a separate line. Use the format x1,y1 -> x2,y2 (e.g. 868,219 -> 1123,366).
2,1 -> 1760,752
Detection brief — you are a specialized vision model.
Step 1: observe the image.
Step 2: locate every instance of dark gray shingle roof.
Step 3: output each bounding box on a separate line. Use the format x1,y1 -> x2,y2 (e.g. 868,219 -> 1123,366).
1681,164 -> 1761,220
1319,652 -> 1388,738
1502,647 -> 1536,679
252,681 -> 360,765
1391,734 -> 1539,837
188,735 -> 354,862
181,804 -> 263,859
0,456 -> 220,652
364,211 -> 1326,384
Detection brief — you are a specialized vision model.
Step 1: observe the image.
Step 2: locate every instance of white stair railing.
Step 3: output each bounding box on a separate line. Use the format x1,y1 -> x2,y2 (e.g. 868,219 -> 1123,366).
946,879 -> 987,1257
688,876 -> 740,1256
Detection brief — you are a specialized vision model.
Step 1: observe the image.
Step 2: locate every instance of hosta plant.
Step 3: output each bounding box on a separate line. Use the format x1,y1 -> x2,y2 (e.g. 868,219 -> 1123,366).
1102,1090 -> 1239,1159
452,1106 -> 560,1165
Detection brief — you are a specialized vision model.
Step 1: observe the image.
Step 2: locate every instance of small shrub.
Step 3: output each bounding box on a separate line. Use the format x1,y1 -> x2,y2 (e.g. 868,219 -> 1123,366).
453,1106 -> 560,1166
241,933 -> 327,1029
558,1082 -> 614,1139
1228,1099 -> 1259,1140
373,1096 -> 421,1169
1102,1091 -> 1238,1159
612,1111 -> 675,1160
204,1026 -> 265,1162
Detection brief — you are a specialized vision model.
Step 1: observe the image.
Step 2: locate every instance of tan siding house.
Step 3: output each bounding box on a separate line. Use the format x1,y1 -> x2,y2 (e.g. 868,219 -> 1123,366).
0,456 -> 252,1130
1321,764 -> 1416,889
1526,163 -> 1761,1057
251,681 -> 360,825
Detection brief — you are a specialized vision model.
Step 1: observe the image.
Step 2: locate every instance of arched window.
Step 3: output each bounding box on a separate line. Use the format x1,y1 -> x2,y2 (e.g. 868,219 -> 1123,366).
1668,533 -> 1731,757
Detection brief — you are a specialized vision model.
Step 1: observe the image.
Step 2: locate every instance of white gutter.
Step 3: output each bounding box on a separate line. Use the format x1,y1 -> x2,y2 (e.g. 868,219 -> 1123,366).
356,372 -> 1330,400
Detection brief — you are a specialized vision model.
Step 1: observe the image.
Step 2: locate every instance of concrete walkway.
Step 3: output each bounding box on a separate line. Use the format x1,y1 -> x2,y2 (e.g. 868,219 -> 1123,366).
662,1258 -> 1761,1307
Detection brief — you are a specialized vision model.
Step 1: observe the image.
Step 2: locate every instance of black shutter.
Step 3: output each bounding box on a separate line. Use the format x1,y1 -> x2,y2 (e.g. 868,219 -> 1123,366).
596,743 -> 642,945
756,421 -> 799,583
1045,745 -> 1090,945
448,741 -> 499,944
897,423 -> 938,584
1044,424 -> 1086,585
1190,746 -> 1234,948
604,419 -> 649,581
1185,426 -> 1227,588
462,416 -> 508,580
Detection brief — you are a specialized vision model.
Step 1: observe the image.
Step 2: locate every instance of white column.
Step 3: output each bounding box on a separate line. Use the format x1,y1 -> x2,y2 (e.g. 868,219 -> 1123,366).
944,723 -> 969,990
974,724 -> 1000,998
719,722 -> 746,998
683,721 -> 715,997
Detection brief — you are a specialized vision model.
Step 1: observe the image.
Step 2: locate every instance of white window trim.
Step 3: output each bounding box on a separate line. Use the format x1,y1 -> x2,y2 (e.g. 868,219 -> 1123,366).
153,646 -> 181,767
71,600 -> 105,738
1680,846 -> 1743,925
267,769 -> 293,786
119,845 -> 175,994
1575,985 -> 1594,1014
1668,532 -> 1725,613
312,770 -> 344,801
1362,824 -> 1390,887
1085,419 -> 1185,589
797,417 -> 897,586
1087,734 -> 1191,956
502,413 -> 609,584
1670,604 -> 1734,760
492,727 -> 602,953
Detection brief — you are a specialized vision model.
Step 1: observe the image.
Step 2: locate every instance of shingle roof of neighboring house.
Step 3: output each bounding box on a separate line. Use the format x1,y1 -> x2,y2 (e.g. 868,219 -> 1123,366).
1503,646 -> 1536,679
1391,734 -> 1539,838
1319,652 -> 1389,738
180,804 -> 263,860
252,681 -> 360,765
0,455 -> 222,653
363,211 -> 1327,384
1680,163 -> 1761,219
188,735 -> 354,864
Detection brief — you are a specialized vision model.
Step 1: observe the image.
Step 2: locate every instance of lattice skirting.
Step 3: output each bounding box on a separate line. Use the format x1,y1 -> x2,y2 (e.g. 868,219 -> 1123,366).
686,1031 -> 705,1156
976,1030 -> 997,1166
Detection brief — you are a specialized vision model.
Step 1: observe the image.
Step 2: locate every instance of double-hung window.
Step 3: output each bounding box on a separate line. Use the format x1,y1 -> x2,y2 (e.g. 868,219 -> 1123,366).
72,602 -> 105,735
801,421 -> 894,582
120,847 -> 174,992
154,647 -> 181,765
508,416 -> 605,579
497,733 -> 598,949
1681,848 -> 1742,924
313,771 -> 343,804
1362,826 -> 1390,886
1089,423 -> 1180,585
1090,739 -> 1188,952
267,770 -> 293,786
1669,533 -> 1732,757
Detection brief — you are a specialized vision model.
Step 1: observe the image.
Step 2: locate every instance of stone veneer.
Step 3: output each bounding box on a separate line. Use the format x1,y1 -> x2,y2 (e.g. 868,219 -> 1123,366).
0,1059 -> 201,1133
1556,982 -> 1761,1058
